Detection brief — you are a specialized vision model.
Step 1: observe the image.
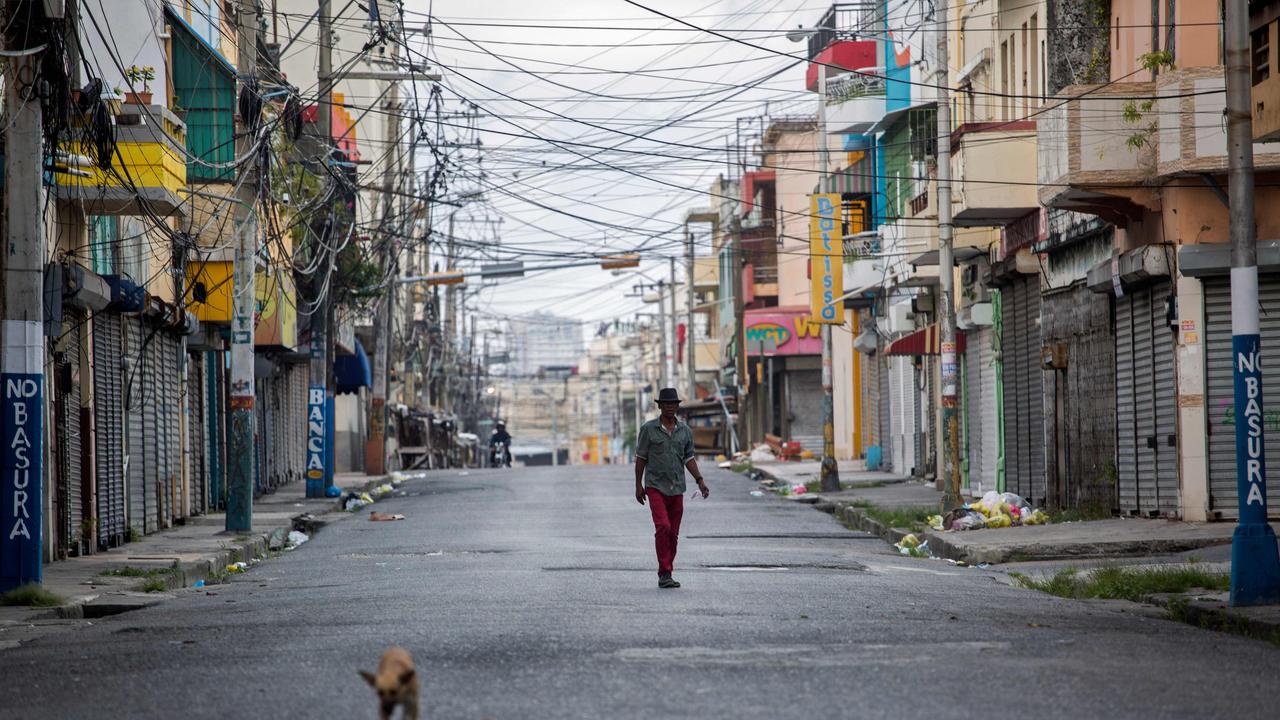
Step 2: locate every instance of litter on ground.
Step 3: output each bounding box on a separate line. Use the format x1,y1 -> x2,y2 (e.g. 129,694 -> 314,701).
369,511 -> 406,522
286,530 -> 310,549
927,491 -> 1048,532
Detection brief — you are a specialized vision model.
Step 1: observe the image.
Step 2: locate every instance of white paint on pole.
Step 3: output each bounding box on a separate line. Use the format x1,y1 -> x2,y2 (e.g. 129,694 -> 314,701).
1231,265 -> 1260,335
1,321 -> 43,373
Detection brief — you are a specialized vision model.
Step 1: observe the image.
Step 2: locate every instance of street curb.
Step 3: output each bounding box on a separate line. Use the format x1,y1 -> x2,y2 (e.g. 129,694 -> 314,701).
1145,593 -> 1280,645
38,475 -> 393,621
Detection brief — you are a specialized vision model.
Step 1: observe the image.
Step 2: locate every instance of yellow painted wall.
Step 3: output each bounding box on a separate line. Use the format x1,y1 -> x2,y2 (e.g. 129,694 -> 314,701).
186,260 -> 233,323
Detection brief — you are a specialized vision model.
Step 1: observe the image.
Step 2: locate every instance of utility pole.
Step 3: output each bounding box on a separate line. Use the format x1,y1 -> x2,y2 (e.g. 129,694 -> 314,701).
444,211 -> 457,413
226,0 -> 260,532
306,0 -> 334,497
668,256 -> 679,391
816,62 -> 841,493
685,225 -> 697,401
656,282 -> 669,389
1224,0 -> 1280,606
935,0 -> 962,509
1,1 -> 47,590
367,31 -> 401,476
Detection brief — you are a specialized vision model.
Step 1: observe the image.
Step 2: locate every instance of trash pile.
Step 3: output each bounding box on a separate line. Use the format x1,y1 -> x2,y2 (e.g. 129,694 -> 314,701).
927,491 -> 1049,532
894,533 -> 929,557
339,474 -> 407,512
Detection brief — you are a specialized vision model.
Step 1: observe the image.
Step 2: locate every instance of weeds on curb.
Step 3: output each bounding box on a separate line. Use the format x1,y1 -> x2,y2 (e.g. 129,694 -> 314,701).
100,566 -> 170,578
141,578 -> 168,593
0,584 -> 65,607
1011,564 -> 1229,602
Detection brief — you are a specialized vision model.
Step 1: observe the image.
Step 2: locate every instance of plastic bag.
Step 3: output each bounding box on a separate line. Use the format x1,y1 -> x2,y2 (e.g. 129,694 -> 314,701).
749,444 -> 775,463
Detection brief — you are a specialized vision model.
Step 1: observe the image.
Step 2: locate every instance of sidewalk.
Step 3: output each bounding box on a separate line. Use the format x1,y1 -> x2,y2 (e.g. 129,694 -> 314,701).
0,471 -> 394,627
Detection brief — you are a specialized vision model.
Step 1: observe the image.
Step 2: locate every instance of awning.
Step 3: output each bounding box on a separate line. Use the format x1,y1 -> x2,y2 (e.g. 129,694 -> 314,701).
334,337 -> 372,395
885,324 -> 966,356
910,247 -> 986,266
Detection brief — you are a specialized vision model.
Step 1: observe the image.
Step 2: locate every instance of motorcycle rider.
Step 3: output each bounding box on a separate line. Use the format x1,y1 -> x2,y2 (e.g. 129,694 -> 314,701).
489,421 -> 512,467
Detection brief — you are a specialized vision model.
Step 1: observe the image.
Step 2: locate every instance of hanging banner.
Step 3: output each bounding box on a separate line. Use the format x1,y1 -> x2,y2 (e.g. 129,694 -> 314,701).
809,193 -> 844,324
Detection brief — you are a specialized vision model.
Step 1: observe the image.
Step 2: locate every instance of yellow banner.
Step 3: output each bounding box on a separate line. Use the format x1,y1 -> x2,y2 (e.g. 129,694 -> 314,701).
809,193 -> 844,324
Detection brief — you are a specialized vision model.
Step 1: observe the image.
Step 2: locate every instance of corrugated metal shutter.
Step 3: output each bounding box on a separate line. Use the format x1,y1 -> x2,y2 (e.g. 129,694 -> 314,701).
1115,280 -> 1178,515
1002,274 -> 1045,504
171,20 -> 236,181
1204,275 -> 1280,519
55,308 -> 85,556
93,313 -> 127,548
878,350 -> 892,461
124,316 -> 151,537
159,333 -> 182,525
965,327 -> 996,496
187,351 -> 207,516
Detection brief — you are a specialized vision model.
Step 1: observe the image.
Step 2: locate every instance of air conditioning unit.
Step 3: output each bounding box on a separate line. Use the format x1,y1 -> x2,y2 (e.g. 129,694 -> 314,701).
887,303 -> 914,334
912,293 -> 935,315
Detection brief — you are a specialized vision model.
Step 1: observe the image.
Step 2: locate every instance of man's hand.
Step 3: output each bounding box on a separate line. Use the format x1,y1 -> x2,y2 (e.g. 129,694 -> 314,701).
696,478 -> 710,499
636,484 -> 647,505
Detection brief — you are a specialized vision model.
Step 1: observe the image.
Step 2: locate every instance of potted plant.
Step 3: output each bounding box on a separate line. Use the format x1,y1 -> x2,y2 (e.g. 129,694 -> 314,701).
123,65 -> 154,105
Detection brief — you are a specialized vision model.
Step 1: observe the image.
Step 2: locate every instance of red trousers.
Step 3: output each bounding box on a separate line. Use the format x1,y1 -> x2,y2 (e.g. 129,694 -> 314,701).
646,487 -> 684,576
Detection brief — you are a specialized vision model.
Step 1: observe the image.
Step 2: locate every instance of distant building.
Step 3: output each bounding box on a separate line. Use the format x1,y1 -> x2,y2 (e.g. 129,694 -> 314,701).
506,313 -> 584,376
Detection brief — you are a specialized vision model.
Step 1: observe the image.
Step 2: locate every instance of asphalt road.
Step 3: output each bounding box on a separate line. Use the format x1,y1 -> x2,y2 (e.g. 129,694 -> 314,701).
3,465 -> 1277,719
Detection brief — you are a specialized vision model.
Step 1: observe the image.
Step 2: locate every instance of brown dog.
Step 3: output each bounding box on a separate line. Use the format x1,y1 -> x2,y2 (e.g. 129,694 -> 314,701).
359,647 -> 419,720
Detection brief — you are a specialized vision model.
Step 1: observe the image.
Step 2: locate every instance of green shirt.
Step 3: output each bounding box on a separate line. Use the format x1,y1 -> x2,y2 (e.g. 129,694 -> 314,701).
635,417 -> 695,496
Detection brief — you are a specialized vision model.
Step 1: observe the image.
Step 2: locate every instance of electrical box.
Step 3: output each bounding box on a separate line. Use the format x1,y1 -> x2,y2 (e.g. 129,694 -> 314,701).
1040,343 -> 1068,370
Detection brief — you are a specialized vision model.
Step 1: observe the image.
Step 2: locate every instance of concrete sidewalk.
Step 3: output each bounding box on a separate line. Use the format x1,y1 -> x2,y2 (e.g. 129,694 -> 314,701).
750,459 -> 907,489
0,472 -> 394,626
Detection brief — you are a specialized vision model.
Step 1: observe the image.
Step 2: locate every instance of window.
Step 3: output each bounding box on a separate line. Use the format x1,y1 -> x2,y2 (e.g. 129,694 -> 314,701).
1029,14 -> 1039,106
1021,22 -> 1029,115
119,217 -> 148,284
88,216 -> 116,275
1254,24 -> 1271,86
1001,40 -> 1010,120
908,107 -> 937,162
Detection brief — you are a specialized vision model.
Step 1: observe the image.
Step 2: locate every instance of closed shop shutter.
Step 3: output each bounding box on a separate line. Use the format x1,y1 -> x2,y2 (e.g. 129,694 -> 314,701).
1204,275 -> 1280,519
55,308 -> 85,556
966,327 -> 997,496
124,316 -> 152,536
878,351 -> 891,460
93,313 -> 127,548
187,352 -> 207,516
890,355 -> 918,476
1001,274 -> 1045,504
1115,280 -> 1178,515
159,333 -> 182,525
786,367 -> 824,452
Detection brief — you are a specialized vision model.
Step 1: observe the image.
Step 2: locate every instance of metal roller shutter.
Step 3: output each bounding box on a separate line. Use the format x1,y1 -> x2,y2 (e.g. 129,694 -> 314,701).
124,316 -> 151,537
1115,280 -> 1178,515
1002,274 -> 1045,504
93,313 -> 127,549
187,352 -> 207,516
159,333 -> 181,525
965,327 -> 997,496
55,308 -> 85,556
1204,275 -> 1280,519
877,350 -> 891,461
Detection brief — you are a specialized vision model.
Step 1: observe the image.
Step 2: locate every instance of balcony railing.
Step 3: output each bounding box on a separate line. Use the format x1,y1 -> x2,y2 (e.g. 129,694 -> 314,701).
806,3 -> 882,59
825,72 -> 885,104
752,265 -> 778,286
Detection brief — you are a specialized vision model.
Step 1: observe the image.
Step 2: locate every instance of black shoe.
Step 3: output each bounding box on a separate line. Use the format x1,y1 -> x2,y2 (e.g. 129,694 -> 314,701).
658,575 -> 680,589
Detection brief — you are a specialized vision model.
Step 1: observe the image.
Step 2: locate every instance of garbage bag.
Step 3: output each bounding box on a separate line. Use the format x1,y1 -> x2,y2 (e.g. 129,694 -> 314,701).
749,444 -> 775,463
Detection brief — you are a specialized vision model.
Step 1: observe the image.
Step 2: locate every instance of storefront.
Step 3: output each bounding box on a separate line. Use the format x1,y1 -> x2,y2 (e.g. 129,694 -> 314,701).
743,307 -> 825,452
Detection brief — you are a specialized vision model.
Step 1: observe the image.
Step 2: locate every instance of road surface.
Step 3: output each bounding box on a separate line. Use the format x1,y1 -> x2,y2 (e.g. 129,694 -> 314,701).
3,465 -> 1276,718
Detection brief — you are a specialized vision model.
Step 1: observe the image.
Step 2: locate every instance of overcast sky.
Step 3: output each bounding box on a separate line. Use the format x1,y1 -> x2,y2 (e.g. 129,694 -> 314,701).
399,0 -> 827,351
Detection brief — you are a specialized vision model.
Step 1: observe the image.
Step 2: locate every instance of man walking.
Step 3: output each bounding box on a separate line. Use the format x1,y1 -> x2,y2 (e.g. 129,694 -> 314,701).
634,388 -> 708,588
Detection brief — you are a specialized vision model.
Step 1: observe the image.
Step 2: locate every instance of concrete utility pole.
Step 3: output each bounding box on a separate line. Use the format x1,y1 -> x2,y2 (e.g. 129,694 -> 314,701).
227,0 -> 261,530
685,225 -> 697,401
1,1 -> 47,590
656,282 -> 669,389
444,211 -> 457,413
668,255 -> 679,391
1224,0 -> 1280,606
306,0 -> 335,498
935,0 -> 962,510
367,31 -> 401,476
816,62 -> 841,493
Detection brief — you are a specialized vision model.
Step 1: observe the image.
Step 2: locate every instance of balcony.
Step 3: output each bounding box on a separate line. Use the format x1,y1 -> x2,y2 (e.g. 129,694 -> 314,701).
825,73 -> 886,135
693,257 -> 720,292
951,122 -> 1039,227
1038,70 -> 1280,223
56,104 -> 188,216
805,39 -> 878,92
